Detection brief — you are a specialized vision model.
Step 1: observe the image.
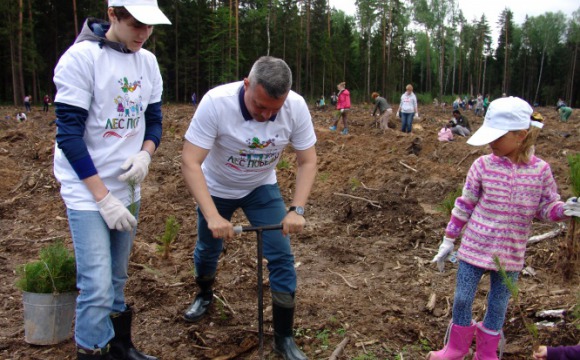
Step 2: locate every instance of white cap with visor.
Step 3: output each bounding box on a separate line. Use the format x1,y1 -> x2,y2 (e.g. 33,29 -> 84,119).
108,0 -> 171,25
467,96 -> 544,146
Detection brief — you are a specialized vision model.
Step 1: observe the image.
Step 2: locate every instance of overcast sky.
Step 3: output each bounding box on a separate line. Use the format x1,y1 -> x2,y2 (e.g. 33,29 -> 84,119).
328,0 -> 578,35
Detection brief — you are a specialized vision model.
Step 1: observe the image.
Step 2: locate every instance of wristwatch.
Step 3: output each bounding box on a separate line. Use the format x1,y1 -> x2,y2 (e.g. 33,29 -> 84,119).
288,206 -> 305,216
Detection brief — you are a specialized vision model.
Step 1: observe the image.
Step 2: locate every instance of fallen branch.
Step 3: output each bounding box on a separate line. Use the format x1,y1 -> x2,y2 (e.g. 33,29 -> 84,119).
334,192 -> 381,208
528,223 -> 566,244
355,339 -> 378,347
329,337 -> 349,360
457,150 -> 478,166
426,293 -> 437,312
328,269 -> 358,289
214,291 -> 236,315
360,182 -> 379,191
399,161 -> 417,172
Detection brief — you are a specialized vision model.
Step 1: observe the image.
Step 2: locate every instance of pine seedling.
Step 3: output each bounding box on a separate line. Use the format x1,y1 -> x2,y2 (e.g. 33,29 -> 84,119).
15,240 -> 76,294
127,178 -> 138,216
437,185 -> 463,216
493,255 -> 539,351
157,215 -> 180,260
560,154 -> 580,279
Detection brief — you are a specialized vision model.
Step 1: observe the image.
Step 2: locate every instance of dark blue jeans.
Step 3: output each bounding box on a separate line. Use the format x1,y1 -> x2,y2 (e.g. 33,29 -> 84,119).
401,112 -> 414,133
452,260 -> 518,331
193,184 -> 296,294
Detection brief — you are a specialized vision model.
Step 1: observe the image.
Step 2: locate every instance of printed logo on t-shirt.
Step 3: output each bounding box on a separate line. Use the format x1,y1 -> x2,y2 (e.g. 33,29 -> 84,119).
225,136 -> 280,171
104,77 -> 143,138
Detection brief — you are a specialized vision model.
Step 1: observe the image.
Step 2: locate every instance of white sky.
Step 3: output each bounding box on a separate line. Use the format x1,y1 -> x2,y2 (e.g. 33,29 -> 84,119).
328,0 -> 579,36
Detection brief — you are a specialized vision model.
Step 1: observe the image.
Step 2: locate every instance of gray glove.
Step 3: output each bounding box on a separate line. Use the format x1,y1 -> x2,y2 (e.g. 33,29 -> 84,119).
118,150 -> 151,183
431,236 -> 455,272
97,192 -> 137,232
563,197 -> 580,217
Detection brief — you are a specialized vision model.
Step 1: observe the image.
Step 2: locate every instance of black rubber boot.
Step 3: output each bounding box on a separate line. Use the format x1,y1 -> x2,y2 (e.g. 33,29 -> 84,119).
272,303 -> 308,360
183,276 -> 215,322
109,306 -> 158,360
77,345 -> 111,360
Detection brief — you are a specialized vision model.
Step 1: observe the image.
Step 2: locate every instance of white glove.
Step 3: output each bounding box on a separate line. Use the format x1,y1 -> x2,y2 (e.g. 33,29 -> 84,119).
118,150 -> 151,183
431,237 -> 455,272
340,109 -> 345,113
97,192 -> 137,232
564,197 -> 580,217
415,113 -> 420,119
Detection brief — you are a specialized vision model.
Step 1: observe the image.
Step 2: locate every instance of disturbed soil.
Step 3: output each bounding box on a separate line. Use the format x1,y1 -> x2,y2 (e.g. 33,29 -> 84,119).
0,102 -> 579,360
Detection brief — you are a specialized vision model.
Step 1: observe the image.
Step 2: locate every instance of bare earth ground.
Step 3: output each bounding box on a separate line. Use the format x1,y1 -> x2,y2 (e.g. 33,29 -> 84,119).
0,102 -> 578,360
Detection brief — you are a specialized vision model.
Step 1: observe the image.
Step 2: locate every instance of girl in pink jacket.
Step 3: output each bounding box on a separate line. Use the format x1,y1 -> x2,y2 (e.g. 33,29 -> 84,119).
329,82 -> 351,135
428,97 -> 579,360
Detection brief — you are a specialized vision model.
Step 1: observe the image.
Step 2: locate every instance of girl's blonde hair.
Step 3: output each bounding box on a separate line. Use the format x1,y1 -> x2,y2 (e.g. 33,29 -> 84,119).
515,126 -> 541,164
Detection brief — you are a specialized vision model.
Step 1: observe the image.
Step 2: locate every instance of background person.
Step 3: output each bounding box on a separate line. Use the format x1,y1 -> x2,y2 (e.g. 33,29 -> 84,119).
557,106 -> 572,122
371,91 -> 392,130
329,82 -> 351,135
396,84 -> 418,133
427,97 -> 579,360
181,56 -> 317,360
43,94 -> 51,112
52,0 -> 170,358
24,95 -> 32,112
447,109 -> 471,137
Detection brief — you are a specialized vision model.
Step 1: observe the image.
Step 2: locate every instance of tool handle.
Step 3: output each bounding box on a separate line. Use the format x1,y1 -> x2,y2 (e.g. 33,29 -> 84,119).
233,224 -> 283,234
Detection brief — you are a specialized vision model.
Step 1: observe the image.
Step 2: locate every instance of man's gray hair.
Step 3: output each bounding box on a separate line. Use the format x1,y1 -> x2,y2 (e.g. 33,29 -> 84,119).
248,56 -> 292,99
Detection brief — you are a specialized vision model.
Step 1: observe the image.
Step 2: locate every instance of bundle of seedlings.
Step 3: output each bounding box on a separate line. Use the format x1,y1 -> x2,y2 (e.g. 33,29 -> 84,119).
560,153 -> 580,280
494,256 -> 539,352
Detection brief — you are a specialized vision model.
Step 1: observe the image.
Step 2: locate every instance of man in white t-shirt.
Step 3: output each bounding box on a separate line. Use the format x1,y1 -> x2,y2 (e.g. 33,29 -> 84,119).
182,56 -> 317,360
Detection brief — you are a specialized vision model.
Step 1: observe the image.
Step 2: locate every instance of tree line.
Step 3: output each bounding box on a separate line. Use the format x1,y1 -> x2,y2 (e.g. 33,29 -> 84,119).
1,0 -> 579,108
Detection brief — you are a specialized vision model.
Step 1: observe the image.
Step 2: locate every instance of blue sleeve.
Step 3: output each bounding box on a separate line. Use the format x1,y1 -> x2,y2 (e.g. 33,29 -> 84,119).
54,102 -> 98,180
144,101 -> 163,149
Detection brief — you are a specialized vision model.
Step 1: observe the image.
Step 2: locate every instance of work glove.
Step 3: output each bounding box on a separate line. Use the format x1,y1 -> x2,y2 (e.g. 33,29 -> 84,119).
415,113 -> 420,119
340,109 -> 345,113
118,150 -> 151,183
564,197 -> 580,217
396,111 -> 400,117
97,192 -> 137,232
431,236 -> 455,272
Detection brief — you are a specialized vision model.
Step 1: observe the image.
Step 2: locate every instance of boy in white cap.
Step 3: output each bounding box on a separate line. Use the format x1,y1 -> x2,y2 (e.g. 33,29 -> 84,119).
52,1 -> 170,359
427,97 -> 580,360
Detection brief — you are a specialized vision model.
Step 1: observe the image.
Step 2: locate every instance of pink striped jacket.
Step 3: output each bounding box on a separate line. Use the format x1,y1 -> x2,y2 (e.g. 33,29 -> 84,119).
445,154 -> 567,271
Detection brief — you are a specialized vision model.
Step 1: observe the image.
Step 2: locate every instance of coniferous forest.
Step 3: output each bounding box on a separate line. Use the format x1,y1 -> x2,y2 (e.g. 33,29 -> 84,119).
1,0 -> 579,108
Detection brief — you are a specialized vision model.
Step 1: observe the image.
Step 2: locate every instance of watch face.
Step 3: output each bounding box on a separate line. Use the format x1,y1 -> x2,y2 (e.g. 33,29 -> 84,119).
295,206 -> 305,215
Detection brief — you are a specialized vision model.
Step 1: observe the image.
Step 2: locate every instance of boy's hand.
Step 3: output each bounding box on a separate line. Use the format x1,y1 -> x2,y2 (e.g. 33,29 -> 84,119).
532,345 -> 547,359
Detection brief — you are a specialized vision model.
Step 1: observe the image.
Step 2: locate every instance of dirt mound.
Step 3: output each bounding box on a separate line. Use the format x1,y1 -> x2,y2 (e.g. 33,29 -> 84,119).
0,103 -> 578,359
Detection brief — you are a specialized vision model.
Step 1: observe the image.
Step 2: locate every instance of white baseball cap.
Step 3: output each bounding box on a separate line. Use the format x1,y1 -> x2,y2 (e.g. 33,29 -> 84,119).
109,0 -> 171,25
467,96 -> 542,146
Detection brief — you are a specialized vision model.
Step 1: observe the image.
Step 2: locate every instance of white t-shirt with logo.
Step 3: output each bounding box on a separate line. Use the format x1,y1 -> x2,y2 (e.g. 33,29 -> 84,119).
184,81 -> 316,199
53,40 -> 163,210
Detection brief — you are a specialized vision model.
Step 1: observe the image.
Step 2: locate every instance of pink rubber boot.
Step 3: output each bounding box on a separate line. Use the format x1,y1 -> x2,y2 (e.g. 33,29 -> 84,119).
473,322 -> 503,360
426,321 -> 476,360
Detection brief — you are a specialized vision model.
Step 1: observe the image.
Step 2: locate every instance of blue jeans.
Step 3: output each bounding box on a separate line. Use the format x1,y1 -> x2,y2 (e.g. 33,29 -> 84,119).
194,184 -> 296,294
401,112 -> 414,133
452,260 -> 518,331
67,202 -> 140,350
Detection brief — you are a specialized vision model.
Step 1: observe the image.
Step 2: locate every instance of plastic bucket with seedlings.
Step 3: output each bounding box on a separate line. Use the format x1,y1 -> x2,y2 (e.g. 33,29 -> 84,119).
22,291 -> 77,345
